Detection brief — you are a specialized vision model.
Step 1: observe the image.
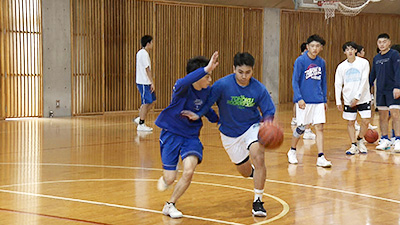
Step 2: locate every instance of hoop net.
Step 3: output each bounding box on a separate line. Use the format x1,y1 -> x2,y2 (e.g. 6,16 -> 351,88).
320,0 -> 376,20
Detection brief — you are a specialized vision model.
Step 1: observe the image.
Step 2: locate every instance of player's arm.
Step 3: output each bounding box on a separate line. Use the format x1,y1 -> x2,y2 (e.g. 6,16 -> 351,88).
204,108 -> 219,123
334,66 -> 343,111
352,61 -> 370,107
292,58 -> 305,109
258,88 -> 276,121
392,53 -> 400,99
145,67 -> 155,92
369,58 -> 377,91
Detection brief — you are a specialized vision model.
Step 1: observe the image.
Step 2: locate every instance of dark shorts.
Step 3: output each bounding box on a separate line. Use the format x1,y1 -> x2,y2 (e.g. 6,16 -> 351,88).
159,130 -> 203,171
137,84 -> 156,104
376,92 -> 400,108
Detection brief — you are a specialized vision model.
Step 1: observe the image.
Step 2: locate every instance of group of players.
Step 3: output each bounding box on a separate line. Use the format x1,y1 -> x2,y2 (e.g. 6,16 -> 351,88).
133,33 -> 400,219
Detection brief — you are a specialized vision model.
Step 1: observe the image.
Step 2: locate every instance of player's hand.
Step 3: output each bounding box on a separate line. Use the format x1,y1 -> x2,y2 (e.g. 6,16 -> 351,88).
181,110 -> 200,120
324,103 -> 328,111
150,83 -> 155,92
393,88 -> 400,99
298,100 -> 306,109
350,99 -> 358,108
337,105 -> 343,111
204,51 -> 219,73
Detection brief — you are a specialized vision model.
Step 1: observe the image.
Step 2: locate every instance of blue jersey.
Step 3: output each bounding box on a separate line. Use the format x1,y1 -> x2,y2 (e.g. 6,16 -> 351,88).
197,74 -> 275,137
292,53 -> 327,104
369,49 -> 400,93
155,68 -> 218,139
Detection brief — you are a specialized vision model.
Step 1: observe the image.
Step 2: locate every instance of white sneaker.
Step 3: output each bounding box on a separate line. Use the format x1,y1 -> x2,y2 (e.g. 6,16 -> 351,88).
157,176 -> 169,191
393,139 -> 400,153
357,139 -> 368,154
345,144 -> 358,155
162,202 -> 183,219
354,121 -> 360,131
303,129 -> 316,140
391,137 -> 396,146
137,124 -> 153,132
376,138 -> 391,150
133,117 -> 140,125
316,155 -> 332,168
368,124 -> 378,130
291,118 -> 297,126
287,149 -> 298,164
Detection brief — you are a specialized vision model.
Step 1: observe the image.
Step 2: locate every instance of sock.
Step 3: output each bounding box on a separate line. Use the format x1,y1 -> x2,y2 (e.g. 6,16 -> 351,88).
352,142 -> 357,146
392,129 -> 395,138
357,136 -> 362,141
249,165 -> 255,178
254,189 -> 263,202
382,135 -> 389,140
139,119 -> 145,125
290,147 -> 296,151
318,153 -> 324,157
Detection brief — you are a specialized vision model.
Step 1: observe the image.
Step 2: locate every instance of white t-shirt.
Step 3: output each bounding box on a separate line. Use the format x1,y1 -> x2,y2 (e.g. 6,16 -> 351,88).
335,56 -> 371,106
136,49 -> 151,84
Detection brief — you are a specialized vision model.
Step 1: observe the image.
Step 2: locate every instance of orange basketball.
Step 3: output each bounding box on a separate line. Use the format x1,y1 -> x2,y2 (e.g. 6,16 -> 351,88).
258,122 -> 284,149
364,129 -> 379,143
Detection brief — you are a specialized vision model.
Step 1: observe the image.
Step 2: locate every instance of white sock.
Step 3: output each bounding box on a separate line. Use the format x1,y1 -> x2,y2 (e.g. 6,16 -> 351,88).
254,188 -> 264,202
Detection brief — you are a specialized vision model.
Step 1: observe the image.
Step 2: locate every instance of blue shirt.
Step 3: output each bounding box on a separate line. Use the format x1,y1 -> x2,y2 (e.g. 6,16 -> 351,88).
197,74 -> 275,137
155,68 -> 218,138
292,53 -> 327,103
369,49 -> 400,93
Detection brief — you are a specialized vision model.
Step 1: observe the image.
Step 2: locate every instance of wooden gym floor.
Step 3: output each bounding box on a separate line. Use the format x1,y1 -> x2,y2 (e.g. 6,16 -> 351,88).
0,103 -> 400,225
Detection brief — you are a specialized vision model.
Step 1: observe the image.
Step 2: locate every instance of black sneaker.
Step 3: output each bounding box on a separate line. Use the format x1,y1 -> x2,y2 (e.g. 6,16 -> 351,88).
252,198 -> 267,217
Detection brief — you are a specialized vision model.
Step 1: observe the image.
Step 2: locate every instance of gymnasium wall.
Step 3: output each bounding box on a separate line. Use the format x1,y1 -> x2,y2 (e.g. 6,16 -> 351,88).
279,10 -> 400,104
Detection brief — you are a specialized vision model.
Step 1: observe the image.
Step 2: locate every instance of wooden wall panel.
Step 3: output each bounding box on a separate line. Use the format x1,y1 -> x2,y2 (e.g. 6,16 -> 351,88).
243,8 -> 263,82
279,10 -> 400,104
0,0 -> 42,118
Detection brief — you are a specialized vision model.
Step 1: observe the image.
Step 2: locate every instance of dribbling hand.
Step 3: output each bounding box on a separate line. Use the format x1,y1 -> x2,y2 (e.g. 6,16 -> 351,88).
181,110 -> 200,121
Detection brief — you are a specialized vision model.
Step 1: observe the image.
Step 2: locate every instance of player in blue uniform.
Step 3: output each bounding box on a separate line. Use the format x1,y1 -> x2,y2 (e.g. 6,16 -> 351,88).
155,52 -> 219,219
182,52 -> 275,217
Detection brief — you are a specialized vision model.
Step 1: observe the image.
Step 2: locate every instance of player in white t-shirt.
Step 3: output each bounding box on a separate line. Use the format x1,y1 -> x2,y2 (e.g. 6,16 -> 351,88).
335,41 -> 371,155
134,35 -> 156,131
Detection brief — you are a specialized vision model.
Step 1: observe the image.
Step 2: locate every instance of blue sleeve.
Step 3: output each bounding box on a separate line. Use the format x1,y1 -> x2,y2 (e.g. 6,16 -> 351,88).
369,58 -> 376,88
258,88 -> 276,118
292,58 -> 303,103
174,68 -> 207,96
393,53 -> 400,89
196,82 -> 222,117
322,61 -> 328,103
204,108 -> 219,123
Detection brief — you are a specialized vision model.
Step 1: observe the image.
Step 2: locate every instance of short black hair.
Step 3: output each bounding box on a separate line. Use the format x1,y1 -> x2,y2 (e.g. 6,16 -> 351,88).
141,35 -> 153,48
186,56 -> 209,74
356,44 -> 364,54
307,34 -> 326,46
233,52 -> 255,67
391,44 -> 400,53
300,42 -> 307,53
377,33 -> 390,40
342,41 -> 358,52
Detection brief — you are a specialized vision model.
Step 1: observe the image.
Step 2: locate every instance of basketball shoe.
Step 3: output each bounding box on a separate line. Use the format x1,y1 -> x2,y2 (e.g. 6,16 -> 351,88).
376,138 -> 391,150
393,139 -> 400,153
252,198 -> 267,217
157,176 -> 170,191
287,149 -> 298,164
345,144 -> 358,155
316,155 -> 332,168
358,139 -> 368,154
162,202 -> 183,219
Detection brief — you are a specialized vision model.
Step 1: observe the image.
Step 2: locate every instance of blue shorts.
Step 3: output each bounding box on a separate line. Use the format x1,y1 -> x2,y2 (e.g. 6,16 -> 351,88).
376,91 -> 400,109
137,84 -> 156,104
159,129 -> 203,170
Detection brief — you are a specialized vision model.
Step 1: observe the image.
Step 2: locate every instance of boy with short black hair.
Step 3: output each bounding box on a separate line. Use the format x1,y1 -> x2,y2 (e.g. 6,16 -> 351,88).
155,52 -> 219,218
182,52 -> 276,217
288,34 -> 332,167
335,41 -> 371,155
370,33 -> 400,152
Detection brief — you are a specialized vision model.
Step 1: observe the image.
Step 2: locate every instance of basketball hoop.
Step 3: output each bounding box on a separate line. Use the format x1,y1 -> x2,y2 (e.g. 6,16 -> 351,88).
318,0 -> 339,20
317,0 -> 381,20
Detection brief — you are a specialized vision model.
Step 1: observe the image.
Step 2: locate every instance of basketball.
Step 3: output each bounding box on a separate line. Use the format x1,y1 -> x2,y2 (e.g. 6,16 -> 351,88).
364,129 -> 379,143
258,122 -> 284,149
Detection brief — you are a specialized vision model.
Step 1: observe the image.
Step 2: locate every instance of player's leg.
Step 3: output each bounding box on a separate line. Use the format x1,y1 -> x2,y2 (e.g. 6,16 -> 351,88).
343,104 -> 358,154
357,102 -> 372,153
313,103 -> 331,168
135,84 -> 156,131
389,105 -> 400,152
158,130 -> 180,191
288,103 -> 307,164
248,142 -> 267,217
376,93 -> 391,150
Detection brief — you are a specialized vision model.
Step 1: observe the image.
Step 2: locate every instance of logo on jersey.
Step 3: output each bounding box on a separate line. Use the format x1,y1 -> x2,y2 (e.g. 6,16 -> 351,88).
305,64 -> 322,80
376,58 -> 389,65
344,68 -> 361,83
194,99 -> 203,110
227,95 -> 255,109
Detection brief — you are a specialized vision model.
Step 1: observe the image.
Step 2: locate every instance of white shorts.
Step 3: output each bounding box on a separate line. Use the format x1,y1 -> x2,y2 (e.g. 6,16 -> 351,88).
342,102 -> 371,121
296,103 -> 326,126
220,123 -> 259,164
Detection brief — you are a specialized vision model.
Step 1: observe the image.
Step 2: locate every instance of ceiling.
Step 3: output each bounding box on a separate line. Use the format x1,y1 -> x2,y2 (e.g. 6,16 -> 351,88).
166,0 -> 400,15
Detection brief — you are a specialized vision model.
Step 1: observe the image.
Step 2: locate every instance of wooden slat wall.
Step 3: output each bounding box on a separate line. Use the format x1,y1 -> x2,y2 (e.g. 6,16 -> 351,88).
71,0 -> 264,114
279,10 -> 400,104
0,0 -> 43,118
71,0 -> 103,115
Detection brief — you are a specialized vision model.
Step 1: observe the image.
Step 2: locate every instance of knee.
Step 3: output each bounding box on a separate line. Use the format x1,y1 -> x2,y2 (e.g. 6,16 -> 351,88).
182,169 -> 195,181
293,125 -> 305,138
315,124 -> 323,132
163,175 -> 176,185
347,120 -> 355,126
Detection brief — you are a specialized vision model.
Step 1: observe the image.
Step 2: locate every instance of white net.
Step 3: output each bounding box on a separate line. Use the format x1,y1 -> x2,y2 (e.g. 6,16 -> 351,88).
320,0 -> 378,19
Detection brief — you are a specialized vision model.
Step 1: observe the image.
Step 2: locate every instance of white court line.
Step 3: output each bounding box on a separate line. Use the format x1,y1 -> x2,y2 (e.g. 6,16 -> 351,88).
0,179 -> 244,225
